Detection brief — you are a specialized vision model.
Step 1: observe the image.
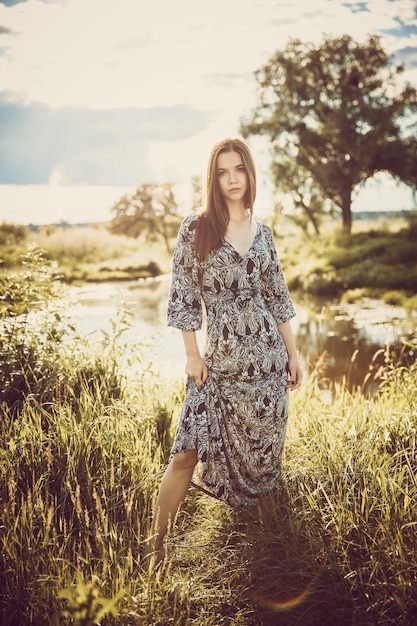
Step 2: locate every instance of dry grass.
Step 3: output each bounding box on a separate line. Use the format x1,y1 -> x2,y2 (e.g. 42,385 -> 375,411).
31,225 -> 173,279
1,222 -> 417,625
0,346 -> 416,625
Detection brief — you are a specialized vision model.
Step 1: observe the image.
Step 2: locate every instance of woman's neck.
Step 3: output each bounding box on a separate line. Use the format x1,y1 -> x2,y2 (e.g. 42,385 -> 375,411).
227,203 -> 250,223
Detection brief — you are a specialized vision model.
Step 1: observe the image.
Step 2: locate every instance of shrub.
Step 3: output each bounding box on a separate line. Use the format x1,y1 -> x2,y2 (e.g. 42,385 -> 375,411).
382,290 -> 407,306
0,222 -> 28,247
303,268 -> 342,296
0,245 -> 127,412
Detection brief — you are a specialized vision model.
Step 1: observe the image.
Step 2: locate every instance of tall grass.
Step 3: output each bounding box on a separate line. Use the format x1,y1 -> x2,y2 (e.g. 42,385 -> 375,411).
1,247 -> 416,625
27,225 -> 173,282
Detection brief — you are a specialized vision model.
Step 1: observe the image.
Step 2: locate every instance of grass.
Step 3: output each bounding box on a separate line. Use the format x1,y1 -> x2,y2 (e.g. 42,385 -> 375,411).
0,219 -> 416,624
1,331 -> 416,624
33,225 -> 174,283
275,215 -> 417,307
0,223 -> 173,283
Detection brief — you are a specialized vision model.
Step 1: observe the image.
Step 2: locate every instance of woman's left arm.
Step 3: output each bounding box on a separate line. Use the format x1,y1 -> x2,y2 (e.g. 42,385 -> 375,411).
278,320 -> 303,390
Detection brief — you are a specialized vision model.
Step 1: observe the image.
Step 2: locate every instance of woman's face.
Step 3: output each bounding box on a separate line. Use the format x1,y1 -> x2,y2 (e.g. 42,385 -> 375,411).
216,150 -> 248,204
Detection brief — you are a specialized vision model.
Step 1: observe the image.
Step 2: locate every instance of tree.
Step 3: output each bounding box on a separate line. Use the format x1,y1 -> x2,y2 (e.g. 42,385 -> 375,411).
271,157 -> 334,236
240,34 -> 417,233
109,183 -> 182,253
190,175 -> 204,213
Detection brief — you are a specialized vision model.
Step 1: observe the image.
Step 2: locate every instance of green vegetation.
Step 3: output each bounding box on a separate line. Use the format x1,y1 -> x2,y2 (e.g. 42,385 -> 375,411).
0,234 -> 416,625
275,214 -> 417,308
0,222 -> 173,284
1,214 -> 416,307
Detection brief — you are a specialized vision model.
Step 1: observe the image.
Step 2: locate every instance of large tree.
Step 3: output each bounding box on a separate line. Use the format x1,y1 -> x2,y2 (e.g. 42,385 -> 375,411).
109,183 -> 181,253
240,34 -> 417,233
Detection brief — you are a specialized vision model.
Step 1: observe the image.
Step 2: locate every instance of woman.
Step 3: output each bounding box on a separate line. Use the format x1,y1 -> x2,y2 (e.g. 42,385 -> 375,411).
145,137 -> 302,565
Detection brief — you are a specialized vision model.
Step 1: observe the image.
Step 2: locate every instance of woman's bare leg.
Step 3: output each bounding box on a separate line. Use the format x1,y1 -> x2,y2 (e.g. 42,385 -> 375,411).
145,449 -> 198,564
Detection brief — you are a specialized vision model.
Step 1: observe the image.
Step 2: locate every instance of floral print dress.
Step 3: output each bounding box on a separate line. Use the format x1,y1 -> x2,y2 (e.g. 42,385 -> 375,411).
167,214 -> 296,507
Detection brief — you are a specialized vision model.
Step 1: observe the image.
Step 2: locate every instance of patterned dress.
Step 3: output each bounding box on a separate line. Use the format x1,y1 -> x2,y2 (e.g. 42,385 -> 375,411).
167,214 -> 296,507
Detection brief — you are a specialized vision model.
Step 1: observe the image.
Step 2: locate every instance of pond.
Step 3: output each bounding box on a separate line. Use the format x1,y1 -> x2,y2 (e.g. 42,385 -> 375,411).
68,278 -> 417,393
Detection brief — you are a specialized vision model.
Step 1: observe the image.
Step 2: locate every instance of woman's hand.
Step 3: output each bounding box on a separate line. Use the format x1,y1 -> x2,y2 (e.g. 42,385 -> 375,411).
186,354 -> 208,387
286,355 -> 303,390
277,321 -> 303,391
182,331 -> 208,387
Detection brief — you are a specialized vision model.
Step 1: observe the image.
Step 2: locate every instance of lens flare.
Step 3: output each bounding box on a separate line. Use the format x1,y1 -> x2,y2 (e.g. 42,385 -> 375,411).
249,563 -> 324,612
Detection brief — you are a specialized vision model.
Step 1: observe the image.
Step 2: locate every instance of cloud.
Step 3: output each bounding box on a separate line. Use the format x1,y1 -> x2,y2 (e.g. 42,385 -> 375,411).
0,93 -> 212,185
111,32 -> 154,50
0,0 -> 59,5
204,72 -> 252,89
394,45 -> 417,67
0,0 -> 415,114
0,0 -> 416,211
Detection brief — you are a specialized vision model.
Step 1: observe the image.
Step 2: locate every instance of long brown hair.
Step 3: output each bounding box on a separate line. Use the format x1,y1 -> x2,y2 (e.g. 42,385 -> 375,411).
195,137 -> 257,261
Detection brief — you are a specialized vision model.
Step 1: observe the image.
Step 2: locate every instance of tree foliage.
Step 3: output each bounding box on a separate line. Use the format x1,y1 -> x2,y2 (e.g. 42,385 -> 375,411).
240,34 -> 417,233
190,175 -> 204,213
109,183 -> 182,253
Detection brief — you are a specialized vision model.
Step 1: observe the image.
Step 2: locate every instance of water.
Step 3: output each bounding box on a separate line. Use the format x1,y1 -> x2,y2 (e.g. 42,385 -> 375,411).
68,278 -> 416,392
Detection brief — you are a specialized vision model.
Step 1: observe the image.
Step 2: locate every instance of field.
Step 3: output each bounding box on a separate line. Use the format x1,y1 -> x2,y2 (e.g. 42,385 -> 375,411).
0,219 -> 416,625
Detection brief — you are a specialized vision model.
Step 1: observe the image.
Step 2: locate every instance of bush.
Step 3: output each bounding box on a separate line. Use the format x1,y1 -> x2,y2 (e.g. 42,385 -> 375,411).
303,224 -> 417,297
303,268 -> 342,296
0,222 -> 28,247
406,209 -> 417,239
0,245 -> 128,412
382,290 -> 407,306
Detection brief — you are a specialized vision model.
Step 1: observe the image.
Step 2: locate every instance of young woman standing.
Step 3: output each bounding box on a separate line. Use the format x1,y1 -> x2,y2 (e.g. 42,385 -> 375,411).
145,137 -> 302,565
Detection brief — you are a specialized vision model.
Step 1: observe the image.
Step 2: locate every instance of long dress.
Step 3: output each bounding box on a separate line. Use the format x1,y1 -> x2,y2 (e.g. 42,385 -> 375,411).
167,214 -> 296,507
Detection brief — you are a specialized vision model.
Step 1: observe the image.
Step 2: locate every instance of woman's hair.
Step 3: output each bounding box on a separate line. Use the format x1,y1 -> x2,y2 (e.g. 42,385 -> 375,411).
195,137 -> 256,261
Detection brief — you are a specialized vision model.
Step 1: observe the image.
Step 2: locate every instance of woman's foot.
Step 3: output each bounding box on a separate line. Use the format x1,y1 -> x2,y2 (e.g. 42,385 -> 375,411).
142,541 -> 166,571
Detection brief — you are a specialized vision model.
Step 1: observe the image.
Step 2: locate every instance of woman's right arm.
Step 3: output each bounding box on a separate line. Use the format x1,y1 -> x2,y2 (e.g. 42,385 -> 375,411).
167,216 -> 206,384
182,330 -> 208,387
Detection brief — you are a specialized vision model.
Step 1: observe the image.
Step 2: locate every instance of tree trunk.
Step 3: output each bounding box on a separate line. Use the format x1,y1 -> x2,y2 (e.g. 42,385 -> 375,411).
162,230 -> 172,255
304,205 -> 321,236
294,193 -> 321,235
341,188 -> 352,233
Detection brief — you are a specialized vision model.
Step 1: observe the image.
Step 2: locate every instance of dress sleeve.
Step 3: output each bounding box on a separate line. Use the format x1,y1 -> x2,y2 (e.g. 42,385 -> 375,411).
167,215 -> 203,331
261,225 -> 296,325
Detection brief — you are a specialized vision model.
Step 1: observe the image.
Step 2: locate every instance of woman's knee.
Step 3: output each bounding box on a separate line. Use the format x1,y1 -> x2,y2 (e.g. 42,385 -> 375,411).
171,449 -> 198,472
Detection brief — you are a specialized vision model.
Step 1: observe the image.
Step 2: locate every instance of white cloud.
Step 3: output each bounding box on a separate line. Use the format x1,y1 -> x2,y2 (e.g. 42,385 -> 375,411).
0,0 -> 413,110
0,0 -> 416,223
366,0 -> 417,24
0,95 -> 211,185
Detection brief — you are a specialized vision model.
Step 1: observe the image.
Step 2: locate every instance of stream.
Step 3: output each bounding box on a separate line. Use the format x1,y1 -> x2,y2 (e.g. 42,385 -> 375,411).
68,277 -> 416,393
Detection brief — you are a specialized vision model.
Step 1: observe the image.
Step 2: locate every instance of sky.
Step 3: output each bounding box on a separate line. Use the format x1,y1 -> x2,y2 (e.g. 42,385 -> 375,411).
0,0 -> 416,225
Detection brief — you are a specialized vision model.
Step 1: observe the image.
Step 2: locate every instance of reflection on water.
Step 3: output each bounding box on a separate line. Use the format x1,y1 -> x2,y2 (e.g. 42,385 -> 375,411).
68,279 -> 416,391
68,278 -> 186,377
297,298 -> 416,392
